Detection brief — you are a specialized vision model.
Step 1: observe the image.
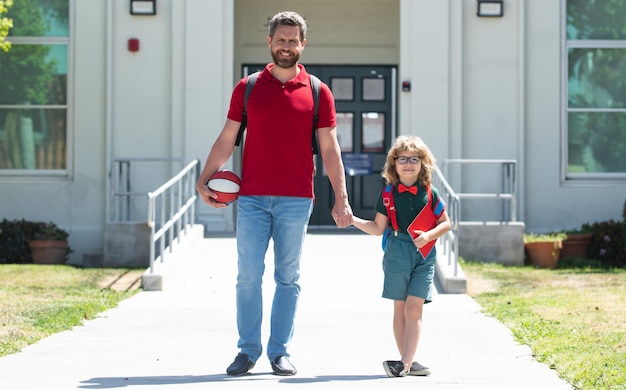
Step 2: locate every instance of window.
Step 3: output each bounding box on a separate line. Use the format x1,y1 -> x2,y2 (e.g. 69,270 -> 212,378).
565,0 -> 626,177
0,0 -> 70,172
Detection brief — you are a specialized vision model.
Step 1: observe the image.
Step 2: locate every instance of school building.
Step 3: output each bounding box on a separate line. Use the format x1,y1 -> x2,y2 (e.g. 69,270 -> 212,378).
1,0 -> 624,266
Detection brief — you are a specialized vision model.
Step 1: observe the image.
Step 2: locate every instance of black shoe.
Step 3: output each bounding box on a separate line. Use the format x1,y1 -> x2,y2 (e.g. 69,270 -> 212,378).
226,353 -> 255,376
408,361 -> 431,376
270,355 -> 297,376
382,360 -> 409,377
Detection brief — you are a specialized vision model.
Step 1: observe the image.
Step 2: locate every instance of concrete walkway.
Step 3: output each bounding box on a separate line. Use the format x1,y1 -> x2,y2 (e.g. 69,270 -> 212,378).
0,232 -> 572,389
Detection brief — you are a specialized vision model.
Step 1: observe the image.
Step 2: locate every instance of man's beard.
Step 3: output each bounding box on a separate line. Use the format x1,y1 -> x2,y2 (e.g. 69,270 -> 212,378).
271,50 -> 300,69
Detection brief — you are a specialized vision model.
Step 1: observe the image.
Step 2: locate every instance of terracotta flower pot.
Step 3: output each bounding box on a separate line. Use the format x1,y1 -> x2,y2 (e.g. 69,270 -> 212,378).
525,240 -> 562,269
29,240 -> 68,265
559,233 -> 592,260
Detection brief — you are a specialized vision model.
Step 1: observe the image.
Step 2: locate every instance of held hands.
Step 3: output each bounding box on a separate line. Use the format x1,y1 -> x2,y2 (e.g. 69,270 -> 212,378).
331,201 -> 353,228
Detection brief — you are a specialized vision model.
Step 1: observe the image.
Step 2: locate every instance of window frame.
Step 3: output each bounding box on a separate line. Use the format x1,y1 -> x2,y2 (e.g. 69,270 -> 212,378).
561,0 -> 626,181
0,1 -> 73,179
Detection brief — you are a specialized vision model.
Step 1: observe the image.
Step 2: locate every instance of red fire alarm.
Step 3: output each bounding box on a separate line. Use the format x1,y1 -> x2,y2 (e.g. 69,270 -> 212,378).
128,38 -> 140,52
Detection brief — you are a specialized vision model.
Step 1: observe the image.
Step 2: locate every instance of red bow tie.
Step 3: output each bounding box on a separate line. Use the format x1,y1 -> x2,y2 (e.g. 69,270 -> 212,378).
398,184 -> 417,195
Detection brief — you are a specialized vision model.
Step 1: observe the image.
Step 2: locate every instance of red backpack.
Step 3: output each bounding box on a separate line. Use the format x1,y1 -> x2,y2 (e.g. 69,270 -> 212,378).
381,183 -> 432,250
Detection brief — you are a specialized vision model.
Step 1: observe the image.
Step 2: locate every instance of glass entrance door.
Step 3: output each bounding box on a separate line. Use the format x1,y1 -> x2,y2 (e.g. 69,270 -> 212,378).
307,65 -> 397,226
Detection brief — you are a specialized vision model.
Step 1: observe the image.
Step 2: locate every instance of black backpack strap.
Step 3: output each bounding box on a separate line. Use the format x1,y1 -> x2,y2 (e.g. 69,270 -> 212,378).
235,71 -> 260,147
310,74 -> 321,154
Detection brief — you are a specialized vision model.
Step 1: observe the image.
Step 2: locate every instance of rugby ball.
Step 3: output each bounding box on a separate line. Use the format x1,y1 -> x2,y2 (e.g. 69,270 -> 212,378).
207,170 -> 241,204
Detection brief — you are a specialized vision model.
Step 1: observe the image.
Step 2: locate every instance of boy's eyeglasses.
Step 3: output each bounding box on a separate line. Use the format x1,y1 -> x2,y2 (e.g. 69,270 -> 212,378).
394,156 -> 421,164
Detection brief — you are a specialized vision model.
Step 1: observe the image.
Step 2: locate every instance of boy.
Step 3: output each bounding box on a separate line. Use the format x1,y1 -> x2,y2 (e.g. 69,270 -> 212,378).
350,135 -> 450,377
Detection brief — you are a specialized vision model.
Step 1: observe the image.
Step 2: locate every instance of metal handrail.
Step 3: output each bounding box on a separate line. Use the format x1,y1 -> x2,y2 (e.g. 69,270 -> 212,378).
443,159 -> 517,222
432,164 -> 461,276
146,159 -> 199,273
110,158 -> 185,222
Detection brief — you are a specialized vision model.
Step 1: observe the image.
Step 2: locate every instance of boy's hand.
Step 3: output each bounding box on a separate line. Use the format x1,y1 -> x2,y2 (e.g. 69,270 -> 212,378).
411,230 -> 430,248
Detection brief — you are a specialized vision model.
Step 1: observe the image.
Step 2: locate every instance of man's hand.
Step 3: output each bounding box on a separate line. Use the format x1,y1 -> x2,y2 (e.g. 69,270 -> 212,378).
196,182 -> 229,209
331,199 -> 353,228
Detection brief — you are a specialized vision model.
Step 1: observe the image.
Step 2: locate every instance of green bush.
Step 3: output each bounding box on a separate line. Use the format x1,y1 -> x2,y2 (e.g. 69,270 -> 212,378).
0,219 -> 70,264
575,199 -> 626,269
0,219 -> 41,264
583,219 -> 626,268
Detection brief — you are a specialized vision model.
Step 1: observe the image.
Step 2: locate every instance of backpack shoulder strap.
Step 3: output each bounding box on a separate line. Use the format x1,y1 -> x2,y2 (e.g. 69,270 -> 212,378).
382,184 -> 393,206
310,74 -> 321,154
382,184 -> 399,231
236,72 -> 321,152
235,71 -> 260,147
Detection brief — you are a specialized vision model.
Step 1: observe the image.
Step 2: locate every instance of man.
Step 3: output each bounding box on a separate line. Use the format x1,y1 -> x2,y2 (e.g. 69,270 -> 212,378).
196,11 -> 353,376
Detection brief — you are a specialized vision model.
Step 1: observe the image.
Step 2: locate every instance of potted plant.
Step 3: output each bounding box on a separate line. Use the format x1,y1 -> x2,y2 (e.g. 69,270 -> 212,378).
524,232 -> 567,269
28,221 -> 70,265
559,225 -> 593,260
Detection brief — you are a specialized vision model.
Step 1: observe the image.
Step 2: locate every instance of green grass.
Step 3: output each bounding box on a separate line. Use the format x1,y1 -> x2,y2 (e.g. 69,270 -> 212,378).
0,264 -> 141,357
3,261 -> 625,389
462,261 -> 626,390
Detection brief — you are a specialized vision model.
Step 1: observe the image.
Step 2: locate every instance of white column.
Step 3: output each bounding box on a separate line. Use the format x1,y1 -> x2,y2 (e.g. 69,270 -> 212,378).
399,0 -> 451,160
185,0 -> 236,232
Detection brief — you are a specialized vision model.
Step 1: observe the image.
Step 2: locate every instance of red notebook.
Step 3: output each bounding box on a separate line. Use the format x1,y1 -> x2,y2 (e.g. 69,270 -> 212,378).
407,202 -> 437,259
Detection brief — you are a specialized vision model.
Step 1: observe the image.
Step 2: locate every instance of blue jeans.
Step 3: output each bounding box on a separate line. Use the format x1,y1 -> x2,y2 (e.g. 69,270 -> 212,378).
235,195 -> 313,362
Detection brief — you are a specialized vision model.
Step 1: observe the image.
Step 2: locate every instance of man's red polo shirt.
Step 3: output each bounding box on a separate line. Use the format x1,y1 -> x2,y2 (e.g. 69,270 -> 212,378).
227,64 -> 336,198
